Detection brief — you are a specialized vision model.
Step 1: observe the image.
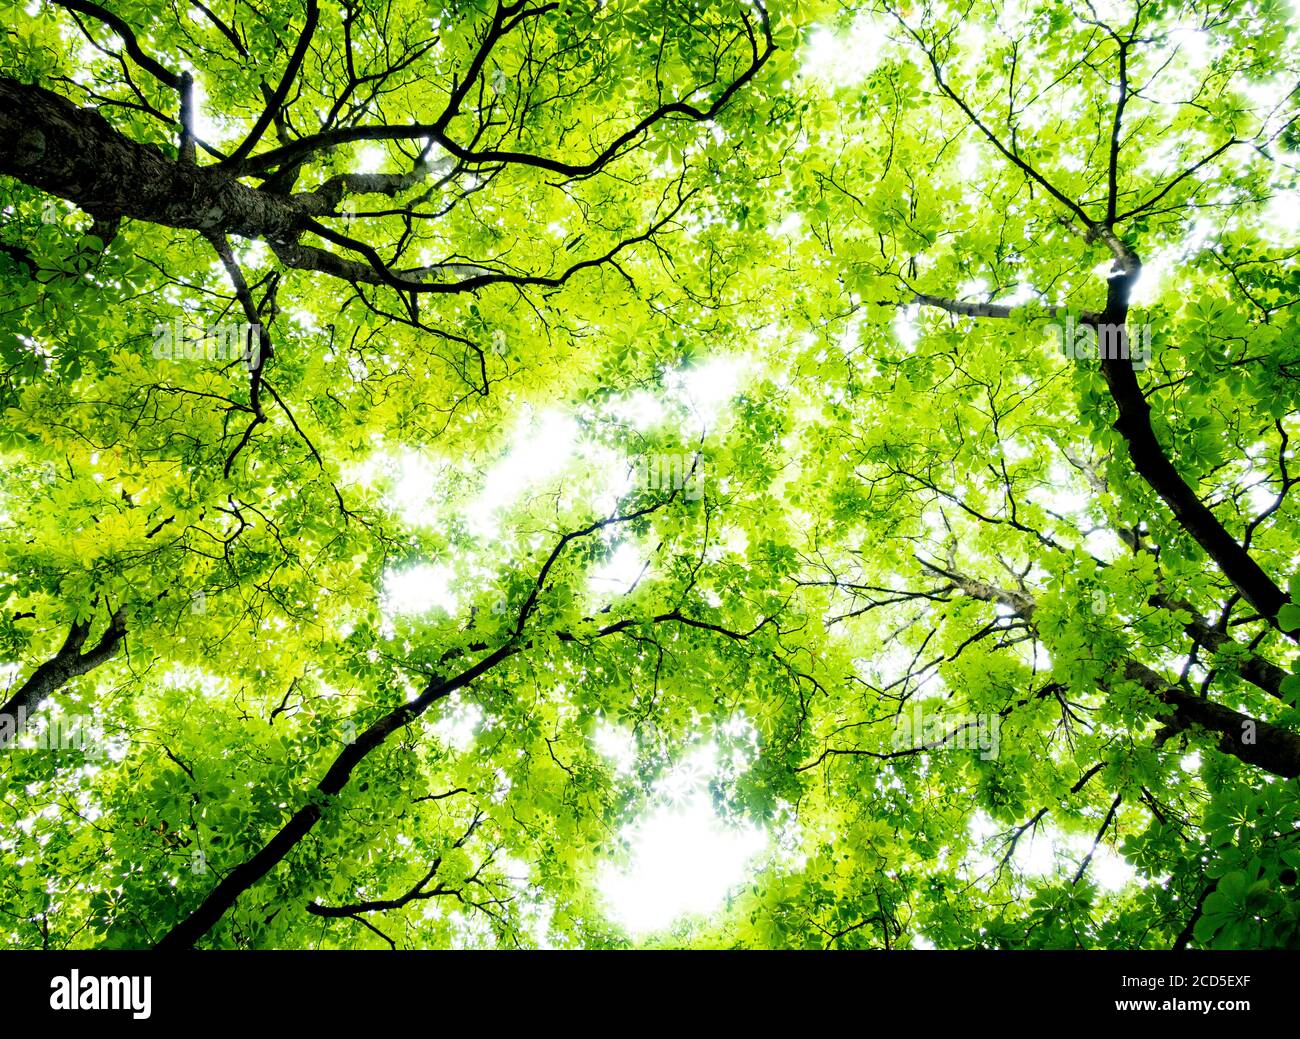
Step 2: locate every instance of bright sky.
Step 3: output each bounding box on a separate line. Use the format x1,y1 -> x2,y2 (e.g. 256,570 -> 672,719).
370,357 -> 768,934
800,13 -> 885,86
967,811 -> 1136,893
375,355 -> 746,616
598,792 -> 768,936
596,728 -> 769,937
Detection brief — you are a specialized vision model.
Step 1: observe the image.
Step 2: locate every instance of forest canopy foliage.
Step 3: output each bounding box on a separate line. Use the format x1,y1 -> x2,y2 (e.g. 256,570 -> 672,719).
1,0 -> 1299,949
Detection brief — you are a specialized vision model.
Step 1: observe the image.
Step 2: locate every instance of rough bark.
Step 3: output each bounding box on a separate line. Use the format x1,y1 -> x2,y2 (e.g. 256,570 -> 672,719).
0,78 -> 322,238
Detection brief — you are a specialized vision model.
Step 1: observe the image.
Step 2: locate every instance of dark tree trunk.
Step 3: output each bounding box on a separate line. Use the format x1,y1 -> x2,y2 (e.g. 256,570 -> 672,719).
0,78 -> 317,239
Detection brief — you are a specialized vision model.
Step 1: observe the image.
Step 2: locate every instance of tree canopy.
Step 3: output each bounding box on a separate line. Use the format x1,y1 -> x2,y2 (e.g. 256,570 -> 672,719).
2,0 -> 1299,950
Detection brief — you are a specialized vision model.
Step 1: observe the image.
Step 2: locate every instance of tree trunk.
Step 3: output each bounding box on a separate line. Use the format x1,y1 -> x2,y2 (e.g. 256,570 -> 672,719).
0,78 -> 317,238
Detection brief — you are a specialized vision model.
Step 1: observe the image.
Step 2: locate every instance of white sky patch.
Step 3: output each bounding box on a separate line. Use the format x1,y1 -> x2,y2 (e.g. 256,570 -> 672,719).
956,23 -> 988,78
770,211 -> 803,238
665,355 -> 746,429
599,733 -> 767,936
1001,282 -> 1039,307
291,308 -> 321,335
161,666 -> 229,696
599,792 -> 767,936
800,15 -> 885,87
432,694 -> 483,752
233,239 -> 270,270
593,723 -> 638,777
603,390 -> 666,432
1128,218 -> 1217,309
587,541 -> 648,600
1128,250 -> 1169,307
383,561 -> 458,616
385,451 -> 445,527
893,306 -> 920,351
1263,188 -> 1300,242
856,645 -> 945,698
957,141 -> 983,184
465,409 -> 579,536
967,811 -> 1135,893
1059,834 -> 1134,891
365,368 -> 744,624
586,442 -> 639,516
0,661 -> 21,689
185,73 -> 229,147
1027,462 -> 1123,563
1247,478 -> 1278,516
353,145 -> 388,174
1083,527 -> 1125,562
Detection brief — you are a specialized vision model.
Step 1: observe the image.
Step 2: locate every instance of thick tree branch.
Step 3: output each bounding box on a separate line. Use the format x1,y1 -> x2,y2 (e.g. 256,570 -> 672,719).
0,608 -> 127,744
918,560 -> 1300,777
